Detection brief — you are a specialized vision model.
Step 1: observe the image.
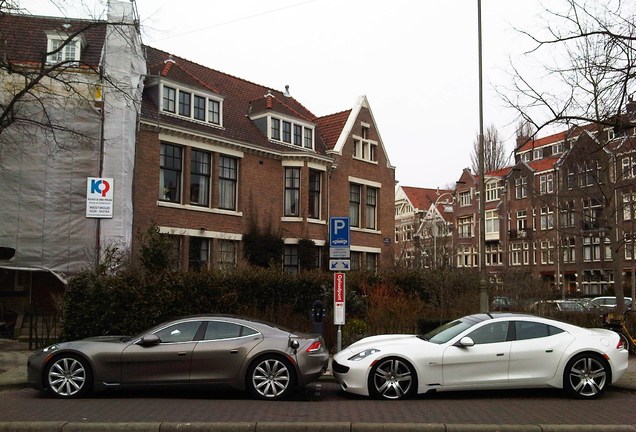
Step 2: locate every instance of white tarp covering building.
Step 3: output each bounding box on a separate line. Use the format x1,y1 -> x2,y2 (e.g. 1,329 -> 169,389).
0,1 -> 145,300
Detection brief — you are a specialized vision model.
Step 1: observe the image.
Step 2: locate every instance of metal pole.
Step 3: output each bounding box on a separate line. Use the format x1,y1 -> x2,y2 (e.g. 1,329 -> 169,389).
478,0 -> 488,313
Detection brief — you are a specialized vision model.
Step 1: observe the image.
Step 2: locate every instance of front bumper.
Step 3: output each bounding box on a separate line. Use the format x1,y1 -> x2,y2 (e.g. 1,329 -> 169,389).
332,357 -> 371,396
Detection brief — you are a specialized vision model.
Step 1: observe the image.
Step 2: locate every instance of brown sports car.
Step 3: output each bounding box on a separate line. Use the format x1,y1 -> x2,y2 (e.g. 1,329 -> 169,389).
27,315 -> 329,400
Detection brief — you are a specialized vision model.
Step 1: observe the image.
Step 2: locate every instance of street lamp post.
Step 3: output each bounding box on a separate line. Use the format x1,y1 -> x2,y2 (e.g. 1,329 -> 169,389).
477,0 -> 489,313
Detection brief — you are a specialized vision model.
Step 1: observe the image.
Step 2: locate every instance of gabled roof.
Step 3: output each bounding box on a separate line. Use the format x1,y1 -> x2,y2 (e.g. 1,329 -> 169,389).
0,13 -> 106,69
486,167 -> 513,178
142,46 -> 333,156
517,131 -> 569,153
401,186 -> 452,213
528,156 -> 559,173
327,95 -> 394,169
316,110 -> 351,150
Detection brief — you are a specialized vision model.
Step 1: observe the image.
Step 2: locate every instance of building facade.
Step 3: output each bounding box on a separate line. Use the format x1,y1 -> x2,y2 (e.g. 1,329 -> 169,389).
399,107 -> 636,297
134,47 -> 396,273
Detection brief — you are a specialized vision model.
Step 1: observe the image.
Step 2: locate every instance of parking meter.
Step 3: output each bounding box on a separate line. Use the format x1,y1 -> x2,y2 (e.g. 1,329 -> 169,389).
311,300 -> 326,336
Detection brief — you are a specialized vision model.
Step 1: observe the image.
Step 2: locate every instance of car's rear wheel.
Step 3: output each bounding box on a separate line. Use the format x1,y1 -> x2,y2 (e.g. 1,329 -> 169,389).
368,357 -> 416,400
247,356 -> 295,400
45,354 -> 92,399
564,353 -> 609,399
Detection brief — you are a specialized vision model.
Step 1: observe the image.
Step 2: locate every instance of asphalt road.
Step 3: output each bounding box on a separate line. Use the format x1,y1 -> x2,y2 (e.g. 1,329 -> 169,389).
2,381 -> 636,426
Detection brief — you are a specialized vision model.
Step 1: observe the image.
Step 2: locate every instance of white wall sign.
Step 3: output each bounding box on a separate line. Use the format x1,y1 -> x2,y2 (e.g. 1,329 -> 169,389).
86,177 -> 114,218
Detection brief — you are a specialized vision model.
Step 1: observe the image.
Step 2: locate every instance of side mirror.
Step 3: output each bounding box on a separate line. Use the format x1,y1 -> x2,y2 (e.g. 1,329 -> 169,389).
454,336 -> 475,348
290,340 -> 300,351
138,334 -> 161,347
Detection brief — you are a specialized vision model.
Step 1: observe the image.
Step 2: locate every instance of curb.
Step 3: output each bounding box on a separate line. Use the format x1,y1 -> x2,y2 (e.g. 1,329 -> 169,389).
0,423 -> 635,432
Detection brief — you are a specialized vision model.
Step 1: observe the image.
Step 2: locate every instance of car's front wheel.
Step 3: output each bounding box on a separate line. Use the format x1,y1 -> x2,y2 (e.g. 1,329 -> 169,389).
368,357 -> 416,400
247,356 -> 295,400
564,353 -> 609,399
45,354 -> 92,398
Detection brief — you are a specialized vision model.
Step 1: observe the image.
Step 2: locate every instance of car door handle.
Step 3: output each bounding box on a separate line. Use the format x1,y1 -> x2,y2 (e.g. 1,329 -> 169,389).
230,349 -> 239,354
546,349 -> 553,353
177,351 -> 187,356
496,353 -> 505,357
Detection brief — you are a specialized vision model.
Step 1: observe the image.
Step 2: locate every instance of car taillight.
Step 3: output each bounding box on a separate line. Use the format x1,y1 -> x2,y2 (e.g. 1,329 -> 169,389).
306,341 -> 322,352
618,339 -> 627,350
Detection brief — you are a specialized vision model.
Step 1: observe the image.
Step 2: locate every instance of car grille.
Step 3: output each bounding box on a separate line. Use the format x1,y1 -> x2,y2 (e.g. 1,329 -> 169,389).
332,360 -> 349,374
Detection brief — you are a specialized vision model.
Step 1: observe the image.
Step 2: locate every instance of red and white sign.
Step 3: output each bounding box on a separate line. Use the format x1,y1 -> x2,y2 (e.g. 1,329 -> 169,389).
334,272 -> 346,325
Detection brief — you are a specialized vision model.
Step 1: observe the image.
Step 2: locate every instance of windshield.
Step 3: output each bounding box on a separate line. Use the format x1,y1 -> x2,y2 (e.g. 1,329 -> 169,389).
419,319 -> 475,344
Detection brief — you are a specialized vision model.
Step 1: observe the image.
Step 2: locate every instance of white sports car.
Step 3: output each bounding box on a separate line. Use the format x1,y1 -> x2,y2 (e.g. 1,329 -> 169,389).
332,313 -> 628,400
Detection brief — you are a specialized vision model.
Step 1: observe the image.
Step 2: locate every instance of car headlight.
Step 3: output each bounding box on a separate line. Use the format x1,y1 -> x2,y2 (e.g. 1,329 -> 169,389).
348,348 -> 381,361
42,344 -> 59,353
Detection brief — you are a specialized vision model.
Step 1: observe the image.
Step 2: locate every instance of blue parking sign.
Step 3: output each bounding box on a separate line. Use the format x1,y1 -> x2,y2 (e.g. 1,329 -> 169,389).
330,217 -> 350,248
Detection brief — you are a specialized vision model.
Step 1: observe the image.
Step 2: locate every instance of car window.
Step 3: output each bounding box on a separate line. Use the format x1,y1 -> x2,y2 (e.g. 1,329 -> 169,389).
204,321 -> 259,340
422,319 -> 475,344
467,322 -> 509,344
514,321 -> 565,340
515,321 -> 548,340
155,321 -> 202,343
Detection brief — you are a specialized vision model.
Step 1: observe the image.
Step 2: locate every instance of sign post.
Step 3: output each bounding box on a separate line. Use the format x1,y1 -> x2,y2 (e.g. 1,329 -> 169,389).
334,272 -> 345,352
329,217 -> 350,352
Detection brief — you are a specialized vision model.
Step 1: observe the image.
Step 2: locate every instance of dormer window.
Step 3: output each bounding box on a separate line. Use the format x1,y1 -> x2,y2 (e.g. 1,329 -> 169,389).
485,181 -> 500,202
267,115 -> 314,150
161,83 -> 223,126
46,32 -> 85,65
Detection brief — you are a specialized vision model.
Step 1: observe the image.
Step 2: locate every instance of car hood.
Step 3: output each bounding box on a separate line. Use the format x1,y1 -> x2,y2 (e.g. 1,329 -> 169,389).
345,334 -> 420,352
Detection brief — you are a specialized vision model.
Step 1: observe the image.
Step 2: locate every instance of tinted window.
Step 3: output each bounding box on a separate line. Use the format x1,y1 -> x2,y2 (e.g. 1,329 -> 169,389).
515,321 -> 565,340
467,322 -> 509,344
515,321 -> 548,340
155,321 -> 202,343
422,319 -> 475,344
204,321 -> 259,340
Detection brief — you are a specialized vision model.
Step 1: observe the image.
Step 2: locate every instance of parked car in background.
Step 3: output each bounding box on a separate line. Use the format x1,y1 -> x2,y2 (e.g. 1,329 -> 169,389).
574,298 -> 603,312
332,313 -> 628,400
591,296 -> 632,310
529,300 -> 587,314
490,296 -> 513,311
27,315 -> 329,400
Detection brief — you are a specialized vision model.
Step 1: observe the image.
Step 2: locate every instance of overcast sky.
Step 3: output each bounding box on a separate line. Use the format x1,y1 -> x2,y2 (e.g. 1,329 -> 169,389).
23,0 -> 551,188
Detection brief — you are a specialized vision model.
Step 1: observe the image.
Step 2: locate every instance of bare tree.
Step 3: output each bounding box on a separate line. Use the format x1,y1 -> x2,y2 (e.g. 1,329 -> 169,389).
502,0 -> 636,311
470,123 -> 509,173
0,0 -> 141,163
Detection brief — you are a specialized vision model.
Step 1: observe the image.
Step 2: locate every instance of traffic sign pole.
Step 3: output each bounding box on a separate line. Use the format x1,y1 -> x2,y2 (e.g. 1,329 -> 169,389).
329,218 -> 350,353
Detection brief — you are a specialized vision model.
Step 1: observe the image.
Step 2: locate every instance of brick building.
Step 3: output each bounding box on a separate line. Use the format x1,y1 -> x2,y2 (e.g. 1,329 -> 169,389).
133,46 -> 396,273
0,4 -> 396,336
394,185 -> 453,268
418,106 -> 636,297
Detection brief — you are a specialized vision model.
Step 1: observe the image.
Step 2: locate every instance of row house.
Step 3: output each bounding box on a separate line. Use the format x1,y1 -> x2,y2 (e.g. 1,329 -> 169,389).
394,185 -> 453,268
447,103 -> 636,296
134,47 -> 396,274
0,5 -> 396,331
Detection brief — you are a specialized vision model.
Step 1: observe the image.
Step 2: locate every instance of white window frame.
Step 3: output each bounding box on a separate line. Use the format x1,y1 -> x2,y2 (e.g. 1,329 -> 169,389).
539,173 -> 554,194
485,181 -> 499,202
46,32 -> 85,65
161,82 -> 223,126
515,177 -> 527,199
459,191 -> 472,207
485,210 -> 499,235
352,129 -> 378,163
